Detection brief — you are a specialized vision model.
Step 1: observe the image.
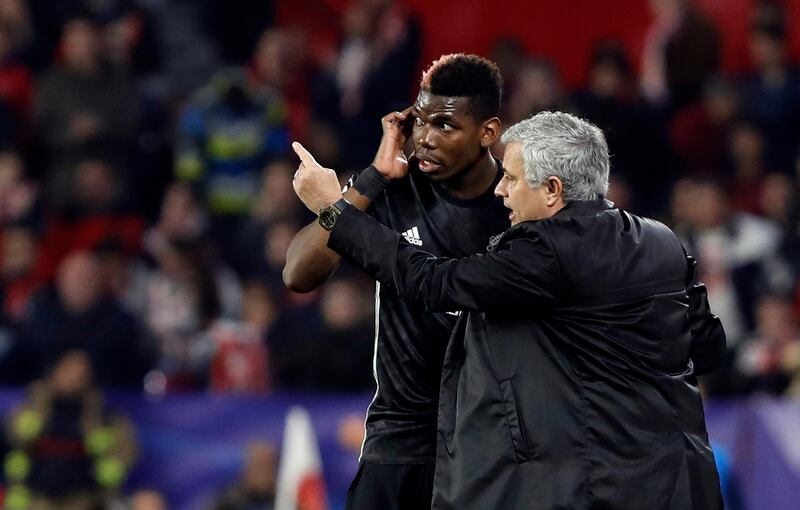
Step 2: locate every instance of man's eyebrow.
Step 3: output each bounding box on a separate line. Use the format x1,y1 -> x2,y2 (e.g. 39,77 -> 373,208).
428,112 -> 457,122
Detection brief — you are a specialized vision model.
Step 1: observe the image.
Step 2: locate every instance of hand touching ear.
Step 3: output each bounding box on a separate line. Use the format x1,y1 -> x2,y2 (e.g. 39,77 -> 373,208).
372,107 -> 414,180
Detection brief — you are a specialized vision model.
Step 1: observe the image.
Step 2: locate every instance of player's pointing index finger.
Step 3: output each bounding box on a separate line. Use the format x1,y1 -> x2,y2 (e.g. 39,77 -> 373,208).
291,142 -> 318,166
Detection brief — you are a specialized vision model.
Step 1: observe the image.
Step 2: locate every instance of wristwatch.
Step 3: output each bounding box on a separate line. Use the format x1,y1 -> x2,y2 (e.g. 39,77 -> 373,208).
318,198 -> 350,231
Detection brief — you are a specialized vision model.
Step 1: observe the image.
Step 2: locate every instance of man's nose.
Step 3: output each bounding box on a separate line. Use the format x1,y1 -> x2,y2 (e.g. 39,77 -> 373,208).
417,125 -> 436,149
495,179 -> 506,196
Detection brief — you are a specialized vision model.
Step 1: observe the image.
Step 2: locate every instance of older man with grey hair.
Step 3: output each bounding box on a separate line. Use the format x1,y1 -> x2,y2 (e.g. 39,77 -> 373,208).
291,111 -> 726,510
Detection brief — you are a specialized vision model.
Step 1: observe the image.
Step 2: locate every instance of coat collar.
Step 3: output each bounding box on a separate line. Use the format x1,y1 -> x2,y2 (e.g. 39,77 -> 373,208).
552,198 -> 615,220
487,198 -> 615,251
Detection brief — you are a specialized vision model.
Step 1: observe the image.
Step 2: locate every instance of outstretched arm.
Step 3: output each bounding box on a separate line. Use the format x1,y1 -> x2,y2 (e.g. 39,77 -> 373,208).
325,206 -> 559,312
282,108 -> 413,292
291,134 -> 558,312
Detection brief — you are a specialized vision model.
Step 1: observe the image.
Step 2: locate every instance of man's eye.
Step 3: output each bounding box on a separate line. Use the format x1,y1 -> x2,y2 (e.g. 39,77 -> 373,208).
414,117 -> 424,127
440,123 -> 454,131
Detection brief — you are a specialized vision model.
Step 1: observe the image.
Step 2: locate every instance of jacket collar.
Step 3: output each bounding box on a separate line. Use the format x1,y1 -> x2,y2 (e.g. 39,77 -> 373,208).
551,198 -> 615,220
487,198 -> 615,251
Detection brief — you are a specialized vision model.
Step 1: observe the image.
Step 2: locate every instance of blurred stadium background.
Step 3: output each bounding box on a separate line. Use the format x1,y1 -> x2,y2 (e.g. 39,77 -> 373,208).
0,0 -> 799,508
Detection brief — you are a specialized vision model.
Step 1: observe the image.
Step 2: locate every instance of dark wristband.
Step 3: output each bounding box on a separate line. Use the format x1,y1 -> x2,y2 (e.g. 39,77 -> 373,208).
352,165 -> 390,201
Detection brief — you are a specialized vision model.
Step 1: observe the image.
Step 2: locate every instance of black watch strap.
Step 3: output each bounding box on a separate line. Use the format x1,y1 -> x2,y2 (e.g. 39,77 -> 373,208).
318,198 -> 350,231
335,198 -> 350,212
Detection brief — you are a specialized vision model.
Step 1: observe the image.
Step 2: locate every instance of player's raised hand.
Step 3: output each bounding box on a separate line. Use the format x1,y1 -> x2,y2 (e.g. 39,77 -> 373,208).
372,107 -> 413,180
291,142 -> 343,213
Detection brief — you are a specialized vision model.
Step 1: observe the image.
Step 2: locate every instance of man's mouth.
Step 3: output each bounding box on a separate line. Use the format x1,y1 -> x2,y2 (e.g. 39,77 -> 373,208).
416,155 -> 442,173
504,203 -> 515,222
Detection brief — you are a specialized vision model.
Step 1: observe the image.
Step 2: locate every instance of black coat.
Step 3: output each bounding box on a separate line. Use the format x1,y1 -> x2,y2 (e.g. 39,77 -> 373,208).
329,199 -> 726,510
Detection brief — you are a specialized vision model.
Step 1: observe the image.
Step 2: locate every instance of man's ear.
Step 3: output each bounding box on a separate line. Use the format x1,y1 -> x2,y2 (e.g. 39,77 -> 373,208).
480,117 -> 501,148
544,176 -> 563,207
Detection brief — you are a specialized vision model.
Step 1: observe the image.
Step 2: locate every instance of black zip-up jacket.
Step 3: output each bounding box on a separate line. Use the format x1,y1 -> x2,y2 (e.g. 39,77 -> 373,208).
329,199 -> 726,510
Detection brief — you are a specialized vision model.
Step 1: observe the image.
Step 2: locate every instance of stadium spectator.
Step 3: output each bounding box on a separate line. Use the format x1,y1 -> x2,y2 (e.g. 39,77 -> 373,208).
35,154 -> 145,283
247,27 -> 310,141
142,181 -> 208,259
21,250 -> 152,388
206,280 -> 275,393
143,237 -> 217,389
727,119 -> 771,215
230,160 -> 307,279
0,223 -> 40,323
311,0 -> 420,169
505,57 -> 567,125
0,223 -> 40,384
252,160 -> 305,225
134,0 -> 220,97
759,172 -> 800,287
0,22 -> 33,144
313,277 -> 374,390
93,236 -> 150,317
673,178 -> 787,344
272,277 -> 373,391
0,151 -> 39,225
640,0 -> 721,110
669,78 -> 738,176
206,0 -> 275,67
34,17 -> 136,204
101,2 -> 162,81
25,0 -> 107,71
572,41 -> 646,207
0,0 -> 31,55
129,489 -> 169,510
143,234 -> 242,390
4,350 -> 138,510
337,414 -> 366,455
174,66 -> 290,262
174,67 -> 290,215
733,294 -> 800,394
208,441 -> 277,510
738,0 -> 800,172
490,37 -> 526,121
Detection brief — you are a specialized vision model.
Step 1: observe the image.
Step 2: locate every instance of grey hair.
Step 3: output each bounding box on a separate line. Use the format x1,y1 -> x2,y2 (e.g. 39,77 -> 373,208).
501,111 -> 609,201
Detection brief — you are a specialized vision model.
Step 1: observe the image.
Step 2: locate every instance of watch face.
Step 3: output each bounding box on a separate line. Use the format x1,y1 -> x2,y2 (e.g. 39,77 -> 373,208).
319,209 -> 337,230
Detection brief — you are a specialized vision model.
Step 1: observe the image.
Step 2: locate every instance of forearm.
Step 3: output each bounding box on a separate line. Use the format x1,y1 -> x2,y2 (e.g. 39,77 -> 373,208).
282,172 -> 381,292
327,205 -> 404,292
329,207 -> 559,312
328,207 -> 479,312
282,222 -> 341,293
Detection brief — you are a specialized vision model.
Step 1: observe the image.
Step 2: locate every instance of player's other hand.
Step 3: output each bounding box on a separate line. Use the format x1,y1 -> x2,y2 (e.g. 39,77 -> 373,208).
291,142 -> 343,213
372,107 -> 413,180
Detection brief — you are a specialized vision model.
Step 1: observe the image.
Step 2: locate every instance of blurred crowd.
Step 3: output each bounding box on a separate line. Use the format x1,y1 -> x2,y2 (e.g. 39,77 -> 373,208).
0,0 -> 798,422
0,0 -> 796,507
0,0 -> 386,398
